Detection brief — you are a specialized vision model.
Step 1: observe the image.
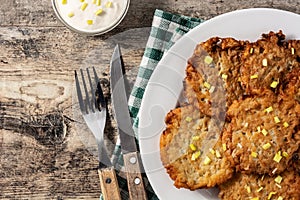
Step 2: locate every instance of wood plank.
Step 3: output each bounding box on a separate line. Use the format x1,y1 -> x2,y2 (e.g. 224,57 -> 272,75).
0,26 -> 144,199
0,25 -> 145,200
0,129 -> 100,200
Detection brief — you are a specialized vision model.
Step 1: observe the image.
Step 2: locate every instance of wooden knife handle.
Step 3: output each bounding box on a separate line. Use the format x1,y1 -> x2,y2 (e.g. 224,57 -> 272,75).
123,152 -> 147,200
98,167 -> 121,200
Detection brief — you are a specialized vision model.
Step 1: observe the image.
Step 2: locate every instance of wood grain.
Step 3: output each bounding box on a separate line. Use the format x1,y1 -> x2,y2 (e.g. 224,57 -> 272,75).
98,167 -> 121,200
123,152 -> 147,200
1,0 -> 300,199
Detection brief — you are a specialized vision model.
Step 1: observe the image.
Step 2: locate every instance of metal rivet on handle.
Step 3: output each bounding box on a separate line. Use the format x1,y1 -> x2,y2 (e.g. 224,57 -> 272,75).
134,177 -> 141,185
105,178 -> 112,184
129,156 -> 137,164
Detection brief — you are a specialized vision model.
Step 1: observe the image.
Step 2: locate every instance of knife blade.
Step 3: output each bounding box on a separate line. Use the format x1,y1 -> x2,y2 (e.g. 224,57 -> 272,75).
110,44 -> 147,200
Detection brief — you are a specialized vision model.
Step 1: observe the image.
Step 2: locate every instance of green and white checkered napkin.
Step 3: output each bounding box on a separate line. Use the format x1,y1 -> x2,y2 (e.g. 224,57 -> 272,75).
103,9 -> 203,200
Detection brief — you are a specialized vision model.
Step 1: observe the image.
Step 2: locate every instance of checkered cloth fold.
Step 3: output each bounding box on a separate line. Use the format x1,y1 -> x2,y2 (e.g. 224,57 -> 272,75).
103,9 -> 203,200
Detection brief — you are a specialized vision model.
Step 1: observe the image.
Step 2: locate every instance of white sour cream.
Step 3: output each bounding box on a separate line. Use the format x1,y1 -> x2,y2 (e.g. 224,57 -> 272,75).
53,0 -> 129,35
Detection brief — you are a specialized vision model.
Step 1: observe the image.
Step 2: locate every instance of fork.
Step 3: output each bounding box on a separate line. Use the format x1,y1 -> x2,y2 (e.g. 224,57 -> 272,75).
75,67 -> 121,200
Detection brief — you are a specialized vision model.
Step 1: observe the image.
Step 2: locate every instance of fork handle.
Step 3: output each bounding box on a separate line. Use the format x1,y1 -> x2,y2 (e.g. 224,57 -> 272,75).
123,152 -> 147,200
98,167 -> 121,200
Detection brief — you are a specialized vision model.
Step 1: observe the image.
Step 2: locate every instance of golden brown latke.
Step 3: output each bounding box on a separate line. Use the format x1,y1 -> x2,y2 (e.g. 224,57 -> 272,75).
219,170 -> 300,200
185,31 -> 300,113
240,31 -> 300,95
281,68 -> 300,104
185,37 -> 245,113
222,90 -> 300,175
291,148 -> 300,173
160,105 -> 234,190
160,31 -> 300,197
184,63 -> 215,116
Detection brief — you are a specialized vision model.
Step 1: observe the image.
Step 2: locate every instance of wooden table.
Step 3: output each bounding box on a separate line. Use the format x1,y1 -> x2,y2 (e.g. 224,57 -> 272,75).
1,0 -> 299,199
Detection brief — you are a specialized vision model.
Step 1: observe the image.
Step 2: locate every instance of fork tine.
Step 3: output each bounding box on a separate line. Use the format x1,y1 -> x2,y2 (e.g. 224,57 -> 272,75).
75,70 -> 86,113
86,68 -> 96,113
93,67 -> 106,109
80,68 -> 92,114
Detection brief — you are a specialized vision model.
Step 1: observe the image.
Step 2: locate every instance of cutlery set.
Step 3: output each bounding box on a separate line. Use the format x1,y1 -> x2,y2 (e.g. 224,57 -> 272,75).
75,45 -> 147,200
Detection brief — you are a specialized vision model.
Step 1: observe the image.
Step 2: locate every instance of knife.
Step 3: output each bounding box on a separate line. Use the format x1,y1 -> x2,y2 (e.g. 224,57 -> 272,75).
110,44 -> 147,200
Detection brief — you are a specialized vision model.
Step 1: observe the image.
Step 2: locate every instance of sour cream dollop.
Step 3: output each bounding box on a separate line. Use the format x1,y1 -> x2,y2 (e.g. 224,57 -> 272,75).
53,0 -> 129,35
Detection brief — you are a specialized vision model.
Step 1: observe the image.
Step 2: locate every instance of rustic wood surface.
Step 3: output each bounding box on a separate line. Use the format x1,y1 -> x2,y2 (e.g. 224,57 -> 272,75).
1,0 -> 300,199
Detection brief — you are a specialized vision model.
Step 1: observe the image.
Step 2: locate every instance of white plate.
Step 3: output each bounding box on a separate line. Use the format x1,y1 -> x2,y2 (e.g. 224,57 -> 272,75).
138,8 -> 300,200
